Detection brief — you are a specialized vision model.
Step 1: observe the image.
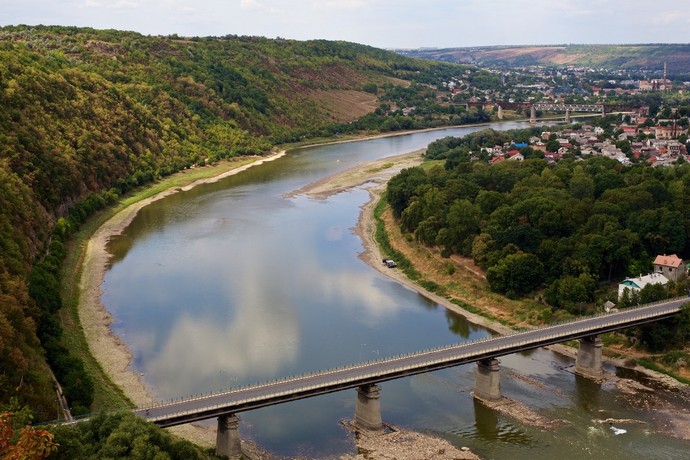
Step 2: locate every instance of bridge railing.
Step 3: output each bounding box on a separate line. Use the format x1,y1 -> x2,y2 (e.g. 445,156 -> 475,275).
141,296 -> 688,414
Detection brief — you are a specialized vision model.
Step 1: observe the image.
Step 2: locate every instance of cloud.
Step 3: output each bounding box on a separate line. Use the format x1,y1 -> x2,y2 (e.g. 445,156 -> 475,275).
651,12 -> 690,26
80,0 -> 140,9
313,0 -> 367,9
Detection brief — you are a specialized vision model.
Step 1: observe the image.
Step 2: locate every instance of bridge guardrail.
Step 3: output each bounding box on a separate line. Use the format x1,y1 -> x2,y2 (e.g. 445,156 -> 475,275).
140,297 -> 688,415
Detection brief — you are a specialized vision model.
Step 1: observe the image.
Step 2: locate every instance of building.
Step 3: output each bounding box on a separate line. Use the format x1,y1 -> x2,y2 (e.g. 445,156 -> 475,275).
653,254 -> 685,282
618,273 -> 670,300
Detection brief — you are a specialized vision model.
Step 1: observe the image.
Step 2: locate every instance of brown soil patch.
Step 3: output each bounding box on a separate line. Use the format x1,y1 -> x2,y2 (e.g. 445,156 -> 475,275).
309,89 -> 379,123
383,76 -> 411,87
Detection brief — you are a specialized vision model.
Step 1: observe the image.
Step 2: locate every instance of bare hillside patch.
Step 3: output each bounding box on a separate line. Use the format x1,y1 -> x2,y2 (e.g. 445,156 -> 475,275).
309,89 -> 379,122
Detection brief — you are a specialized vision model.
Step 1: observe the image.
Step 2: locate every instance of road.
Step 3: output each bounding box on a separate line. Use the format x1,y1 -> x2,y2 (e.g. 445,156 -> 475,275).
135,297 -> 687,428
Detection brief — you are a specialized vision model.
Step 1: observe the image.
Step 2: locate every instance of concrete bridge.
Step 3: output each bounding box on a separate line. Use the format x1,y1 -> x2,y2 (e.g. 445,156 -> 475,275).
134,297 -> 686,458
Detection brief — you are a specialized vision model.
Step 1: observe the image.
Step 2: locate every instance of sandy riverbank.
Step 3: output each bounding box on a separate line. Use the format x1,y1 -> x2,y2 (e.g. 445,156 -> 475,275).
78,151 -> 285,447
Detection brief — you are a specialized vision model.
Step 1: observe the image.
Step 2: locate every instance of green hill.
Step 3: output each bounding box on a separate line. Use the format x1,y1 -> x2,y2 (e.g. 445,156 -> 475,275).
400,44 -> 690,73
0,25 -> 456,419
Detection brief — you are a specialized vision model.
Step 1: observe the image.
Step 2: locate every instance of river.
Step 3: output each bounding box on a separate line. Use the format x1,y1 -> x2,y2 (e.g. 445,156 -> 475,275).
101,123 -> 690,459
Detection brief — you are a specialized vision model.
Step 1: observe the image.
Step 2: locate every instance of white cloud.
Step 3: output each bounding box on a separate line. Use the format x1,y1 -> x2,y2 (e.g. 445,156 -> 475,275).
651,12 -> 690,26
313,0 -> 368,10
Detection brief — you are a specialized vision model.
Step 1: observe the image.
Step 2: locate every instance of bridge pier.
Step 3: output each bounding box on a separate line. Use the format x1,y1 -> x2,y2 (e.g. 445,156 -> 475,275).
575,335 -> 603,379
474,358 -> 501,401
216,414 -> 242,459
355,384 -> 383,431
529,106 -> 537,124
497,105 -> 504,120
565,109 -> 571,123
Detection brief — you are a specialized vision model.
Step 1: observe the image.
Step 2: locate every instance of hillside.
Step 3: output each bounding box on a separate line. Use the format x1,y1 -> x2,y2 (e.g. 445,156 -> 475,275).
0,25 -> 459,419
400,44 -> 690,73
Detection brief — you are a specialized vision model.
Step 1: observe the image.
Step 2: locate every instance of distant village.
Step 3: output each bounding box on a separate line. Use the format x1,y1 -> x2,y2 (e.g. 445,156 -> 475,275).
483,118 -> 688,167
433,63 -> 690,167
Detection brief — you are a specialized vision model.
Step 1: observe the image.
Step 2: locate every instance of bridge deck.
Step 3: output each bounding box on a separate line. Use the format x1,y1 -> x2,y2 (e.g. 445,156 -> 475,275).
137,297 -> 686,427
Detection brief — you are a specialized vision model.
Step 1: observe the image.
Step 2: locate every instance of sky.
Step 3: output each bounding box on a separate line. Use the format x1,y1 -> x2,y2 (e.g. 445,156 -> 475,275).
3,0 -> 689,49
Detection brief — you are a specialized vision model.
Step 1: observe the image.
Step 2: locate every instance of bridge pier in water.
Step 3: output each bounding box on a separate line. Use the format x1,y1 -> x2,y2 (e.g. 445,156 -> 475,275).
474,358 -> 501,401
355,384 -> 383,431
216,413 -> 242,459
565,109 -> 571,123
575,335 -> 603,379
529,106 -> 537,124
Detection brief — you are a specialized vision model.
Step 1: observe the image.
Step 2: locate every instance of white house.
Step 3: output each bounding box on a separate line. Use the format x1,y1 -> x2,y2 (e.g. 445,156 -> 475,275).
617,273 -> 670,300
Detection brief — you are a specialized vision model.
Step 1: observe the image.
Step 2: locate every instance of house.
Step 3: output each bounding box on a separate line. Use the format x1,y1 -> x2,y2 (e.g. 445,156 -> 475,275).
653,254 -> 685,282
654,125 -> 678,140
618,273 -> 670,300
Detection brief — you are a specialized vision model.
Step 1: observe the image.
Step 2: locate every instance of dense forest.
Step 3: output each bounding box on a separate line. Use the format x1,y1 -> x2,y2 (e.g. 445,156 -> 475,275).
387,128 -> 690,349
0,25 -> 470,421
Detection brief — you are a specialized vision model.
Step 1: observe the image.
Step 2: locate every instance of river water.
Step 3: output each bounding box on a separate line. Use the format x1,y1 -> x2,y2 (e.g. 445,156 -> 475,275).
102,123 -> 690,459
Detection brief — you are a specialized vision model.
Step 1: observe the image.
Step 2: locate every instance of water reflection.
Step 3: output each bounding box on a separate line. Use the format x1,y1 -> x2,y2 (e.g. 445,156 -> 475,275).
144,303 -> 300,398
574,374 -> 601,412
445,310 -> 485,339
469,398 -> 533,445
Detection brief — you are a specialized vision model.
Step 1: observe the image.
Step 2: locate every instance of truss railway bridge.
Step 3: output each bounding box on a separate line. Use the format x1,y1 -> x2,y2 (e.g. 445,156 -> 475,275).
460,101 -> 644,123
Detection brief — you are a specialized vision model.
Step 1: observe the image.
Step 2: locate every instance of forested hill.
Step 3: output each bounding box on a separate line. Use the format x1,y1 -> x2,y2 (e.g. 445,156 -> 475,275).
400,44 -> 690,73
0,25 -> 458,419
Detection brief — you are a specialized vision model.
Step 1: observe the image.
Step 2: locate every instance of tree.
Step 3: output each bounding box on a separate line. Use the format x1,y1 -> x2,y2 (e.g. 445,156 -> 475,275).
1,412 -> 58,460
49,411 -> 211,460
436,199 -> 481,256
486,252 -> 544,296
387,167 -> 428,218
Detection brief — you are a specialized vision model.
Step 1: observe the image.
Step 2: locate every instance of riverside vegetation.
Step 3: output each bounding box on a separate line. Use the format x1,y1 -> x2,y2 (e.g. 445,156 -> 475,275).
383,126 -> 690,370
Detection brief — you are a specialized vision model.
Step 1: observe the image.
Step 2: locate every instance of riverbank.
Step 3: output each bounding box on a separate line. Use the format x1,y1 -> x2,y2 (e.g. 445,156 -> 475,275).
77,150 -> 285,448
295,145 -> 690,441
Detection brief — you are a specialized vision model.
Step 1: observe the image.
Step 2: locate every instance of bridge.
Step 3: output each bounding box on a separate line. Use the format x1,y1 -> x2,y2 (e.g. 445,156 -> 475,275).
134,297 -> 686,458
460,101 -> 644,123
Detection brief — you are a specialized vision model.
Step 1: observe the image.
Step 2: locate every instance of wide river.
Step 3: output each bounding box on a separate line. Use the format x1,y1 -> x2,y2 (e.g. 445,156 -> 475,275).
102,122 -> 690,459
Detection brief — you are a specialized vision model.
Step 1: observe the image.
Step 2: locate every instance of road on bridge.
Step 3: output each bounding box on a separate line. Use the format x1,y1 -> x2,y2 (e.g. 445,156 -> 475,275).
136,296 -> 687,428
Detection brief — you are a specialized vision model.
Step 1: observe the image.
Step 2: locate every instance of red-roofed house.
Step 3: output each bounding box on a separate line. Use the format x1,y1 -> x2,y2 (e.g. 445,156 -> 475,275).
653,254 -> 685,281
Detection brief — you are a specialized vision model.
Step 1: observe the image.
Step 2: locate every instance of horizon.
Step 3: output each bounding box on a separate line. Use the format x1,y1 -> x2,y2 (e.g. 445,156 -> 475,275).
3,23 -> 690,51
3,0 -> 690,49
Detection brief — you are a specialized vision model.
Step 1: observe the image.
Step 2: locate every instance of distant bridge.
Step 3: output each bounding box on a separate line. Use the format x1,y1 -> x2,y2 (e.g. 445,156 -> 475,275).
460,101 -> 644,122
128,297 -> 686,458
